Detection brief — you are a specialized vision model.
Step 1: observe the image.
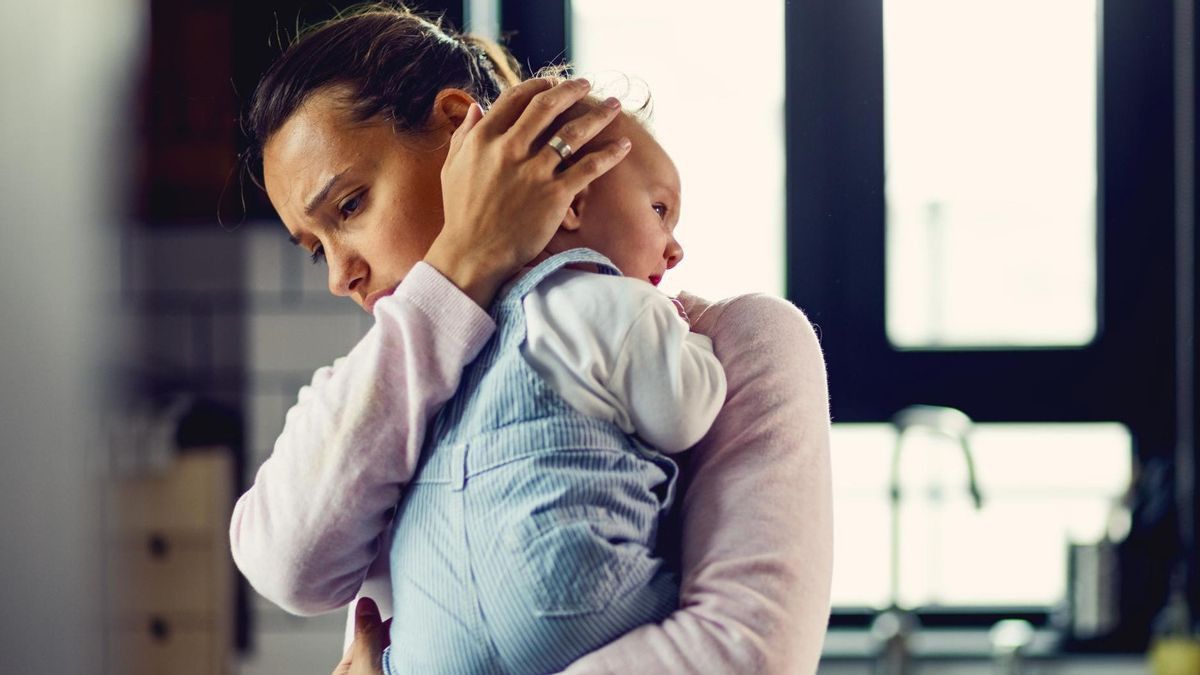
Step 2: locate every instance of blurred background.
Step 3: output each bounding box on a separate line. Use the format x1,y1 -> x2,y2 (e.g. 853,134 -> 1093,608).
1,0 -> 1195,673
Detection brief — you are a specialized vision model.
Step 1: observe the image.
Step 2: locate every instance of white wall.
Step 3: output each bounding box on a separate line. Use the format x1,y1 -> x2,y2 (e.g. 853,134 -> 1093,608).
0,1 -> 143,672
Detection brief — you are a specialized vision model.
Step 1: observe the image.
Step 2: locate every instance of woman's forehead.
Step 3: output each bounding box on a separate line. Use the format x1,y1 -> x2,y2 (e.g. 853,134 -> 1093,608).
262,95 -> 388,214
264,94 -> 362,178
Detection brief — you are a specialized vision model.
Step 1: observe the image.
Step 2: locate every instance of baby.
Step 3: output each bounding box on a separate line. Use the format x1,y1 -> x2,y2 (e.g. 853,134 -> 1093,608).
381,97 -> 727,674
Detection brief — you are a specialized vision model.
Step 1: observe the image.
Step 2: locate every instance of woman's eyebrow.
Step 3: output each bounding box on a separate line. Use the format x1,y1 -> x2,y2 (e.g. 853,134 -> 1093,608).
304,169 -> 349,217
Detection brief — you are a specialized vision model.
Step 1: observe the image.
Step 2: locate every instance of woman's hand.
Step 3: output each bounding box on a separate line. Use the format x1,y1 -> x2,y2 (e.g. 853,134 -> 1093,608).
332,598 -> 390,675
424,77 -> 631,308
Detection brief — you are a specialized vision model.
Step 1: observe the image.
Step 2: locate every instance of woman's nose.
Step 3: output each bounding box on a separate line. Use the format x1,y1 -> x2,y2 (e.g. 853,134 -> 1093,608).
326,251 -> 366,298
664,236 -> 684,270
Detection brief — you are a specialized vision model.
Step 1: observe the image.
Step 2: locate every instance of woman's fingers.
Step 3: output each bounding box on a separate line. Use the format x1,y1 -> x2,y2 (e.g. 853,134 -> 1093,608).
531,95 -> 624,169
504,78 -> 597,149
341,597 -> 387,675
473,77 -> 556,135
556,136 -> 633,198
446,102 -> 483,160
430,77 -> 629,308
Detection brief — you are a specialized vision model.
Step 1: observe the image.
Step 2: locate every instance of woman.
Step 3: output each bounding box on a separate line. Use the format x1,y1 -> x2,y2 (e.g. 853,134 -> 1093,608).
236,5 -> 832,673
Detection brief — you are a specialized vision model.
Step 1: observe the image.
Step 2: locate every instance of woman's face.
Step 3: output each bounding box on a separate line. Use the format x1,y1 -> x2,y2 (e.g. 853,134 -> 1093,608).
262,85 -> 466,314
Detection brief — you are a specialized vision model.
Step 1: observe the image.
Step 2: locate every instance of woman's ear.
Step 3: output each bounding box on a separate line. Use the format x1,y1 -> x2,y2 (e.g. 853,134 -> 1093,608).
431,88 -> 478,132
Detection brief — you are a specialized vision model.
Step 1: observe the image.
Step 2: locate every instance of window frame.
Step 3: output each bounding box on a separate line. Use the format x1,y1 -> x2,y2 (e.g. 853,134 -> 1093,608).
784,0 -> 1188,649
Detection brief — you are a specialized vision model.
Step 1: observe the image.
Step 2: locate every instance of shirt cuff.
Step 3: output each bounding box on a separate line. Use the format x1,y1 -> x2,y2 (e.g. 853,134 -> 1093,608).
382,261 -> 497,352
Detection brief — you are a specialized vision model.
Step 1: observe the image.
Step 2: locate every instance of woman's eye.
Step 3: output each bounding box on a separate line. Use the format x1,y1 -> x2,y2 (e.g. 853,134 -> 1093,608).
310,245 -> 325,265
652,203 -> 668,219
339,193 -> 363,218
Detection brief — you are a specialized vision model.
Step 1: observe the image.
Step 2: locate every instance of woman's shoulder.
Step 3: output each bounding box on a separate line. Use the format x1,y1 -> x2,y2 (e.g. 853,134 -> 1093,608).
681,291 -> 830,420
679,290 -> 821,349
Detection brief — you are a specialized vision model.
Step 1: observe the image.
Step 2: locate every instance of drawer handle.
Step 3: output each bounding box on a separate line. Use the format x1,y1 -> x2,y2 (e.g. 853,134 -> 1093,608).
147,533 -> 169,559
148,616 -> 171,642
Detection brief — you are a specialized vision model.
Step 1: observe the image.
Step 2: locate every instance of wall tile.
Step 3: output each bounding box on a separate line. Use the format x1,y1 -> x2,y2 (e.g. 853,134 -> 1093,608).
238,631 -> 345,675
210,310 -> 245,370
130,227 -> 245,294
249,308 -> 366,375
243,225 -> 289,296
139,311 -> 196,373
299,249 -> 332,297
238,601 -> 345,675
249,593 -> 347,632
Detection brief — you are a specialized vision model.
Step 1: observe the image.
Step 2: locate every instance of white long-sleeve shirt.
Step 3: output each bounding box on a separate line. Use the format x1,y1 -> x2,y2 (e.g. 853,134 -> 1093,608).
520,268 -> 726,454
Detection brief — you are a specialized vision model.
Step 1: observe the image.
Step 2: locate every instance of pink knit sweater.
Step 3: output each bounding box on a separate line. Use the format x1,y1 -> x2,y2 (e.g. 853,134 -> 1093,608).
229,262 -> 832,674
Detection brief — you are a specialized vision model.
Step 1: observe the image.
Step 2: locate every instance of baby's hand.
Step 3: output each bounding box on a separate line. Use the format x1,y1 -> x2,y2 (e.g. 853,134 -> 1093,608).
670,297 -> 690,324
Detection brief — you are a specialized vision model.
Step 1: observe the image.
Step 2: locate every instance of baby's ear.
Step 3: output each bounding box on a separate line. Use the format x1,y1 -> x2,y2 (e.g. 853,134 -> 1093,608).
559,191 -> 585,232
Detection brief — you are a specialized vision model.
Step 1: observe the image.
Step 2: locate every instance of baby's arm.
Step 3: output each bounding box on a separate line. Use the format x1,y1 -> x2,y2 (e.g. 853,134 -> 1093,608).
608,296 -> 726,453
521,270 -> 726,453
229,262 -> 496,616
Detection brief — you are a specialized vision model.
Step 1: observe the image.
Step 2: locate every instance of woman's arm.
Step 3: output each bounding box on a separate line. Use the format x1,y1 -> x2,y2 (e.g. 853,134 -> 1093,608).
236,77 -> 636,624
561,292 -> 834,674
230,262 -> 495,616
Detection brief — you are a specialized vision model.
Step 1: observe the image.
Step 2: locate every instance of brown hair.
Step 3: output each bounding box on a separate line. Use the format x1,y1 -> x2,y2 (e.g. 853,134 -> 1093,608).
241,2 -> 523,191
239,1 -> 654,193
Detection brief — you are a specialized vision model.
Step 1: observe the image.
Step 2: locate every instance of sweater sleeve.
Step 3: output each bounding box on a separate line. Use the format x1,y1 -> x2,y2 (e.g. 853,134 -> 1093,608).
229,262 -> 496,616
559,293 -> 834,675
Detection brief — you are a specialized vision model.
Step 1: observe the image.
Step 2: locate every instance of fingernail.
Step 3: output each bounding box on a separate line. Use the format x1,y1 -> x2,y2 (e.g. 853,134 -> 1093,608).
573,78 -> 591,89
604,97 -> 621,109
619,137 -> 632,150
356,597 -> 377,617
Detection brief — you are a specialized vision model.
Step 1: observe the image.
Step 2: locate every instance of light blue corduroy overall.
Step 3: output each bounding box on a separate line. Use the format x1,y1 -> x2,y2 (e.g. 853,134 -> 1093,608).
382,248 -> 681,675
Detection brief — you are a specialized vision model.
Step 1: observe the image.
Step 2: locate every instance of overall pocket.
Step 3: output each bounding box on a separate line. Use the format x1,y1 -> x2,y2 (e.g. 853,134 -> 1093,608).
507,503 -> 655,617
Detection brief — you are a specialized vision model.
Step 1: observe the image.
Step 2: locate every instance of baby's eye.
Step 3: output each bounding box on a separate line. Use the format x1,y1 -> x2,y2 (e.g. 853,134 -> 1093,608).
652,203 -> 668,219
310,245 -> 325,265
339,193 -> 363,219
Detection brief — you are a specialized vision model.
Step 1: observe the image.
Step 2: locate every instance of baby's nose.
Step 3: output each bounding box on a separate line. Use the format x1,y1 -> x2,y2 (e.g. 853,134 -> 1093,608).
664,237 -> 683,269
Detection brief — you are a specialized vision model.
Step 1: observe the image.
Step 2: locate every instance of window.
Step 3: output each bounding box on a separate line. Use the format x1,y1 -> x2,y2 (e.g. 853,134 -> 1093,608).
883,0 -> 1100,348
787,0 -> 1178,634
831,422 -> 1131,608
570,0 -> 786,300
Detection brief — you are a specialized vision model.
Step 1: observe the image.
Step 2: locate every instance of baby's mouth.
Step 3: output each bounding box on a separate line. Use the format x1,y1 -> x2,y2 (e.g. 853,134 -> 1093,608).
649,275 -> 662,286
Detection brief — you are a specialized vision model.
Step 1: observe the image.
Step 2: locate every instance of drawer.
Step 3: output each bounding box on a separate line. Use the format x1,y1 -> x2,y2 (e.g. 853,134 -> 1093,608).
108,613 -> 226,675
106,450 -> 233,534
106,532 -> 229,615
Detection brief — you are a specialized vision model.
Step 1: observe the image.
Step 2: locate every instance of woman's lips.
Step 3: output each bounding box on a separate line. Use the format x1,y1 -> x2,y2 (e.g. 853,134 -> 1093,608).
363,287 -> 395,314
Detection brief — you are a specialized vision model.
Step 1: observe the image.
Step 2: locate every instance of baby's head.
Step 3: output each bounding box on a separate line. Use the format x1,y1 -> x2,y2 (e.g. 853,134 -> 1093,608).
540,95 -> 683,287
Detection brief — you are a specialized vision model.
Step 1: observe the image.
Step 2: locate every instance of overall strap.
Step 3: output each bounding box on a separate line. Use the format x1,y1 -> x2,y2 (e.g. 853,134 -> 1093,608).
499,247 -> 622,306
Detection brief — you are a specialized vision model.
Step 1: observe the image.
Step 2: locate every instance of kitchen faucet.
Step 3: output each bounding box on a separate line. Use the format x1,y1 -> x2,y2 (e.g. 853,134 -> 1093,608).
871,404 -> 985,675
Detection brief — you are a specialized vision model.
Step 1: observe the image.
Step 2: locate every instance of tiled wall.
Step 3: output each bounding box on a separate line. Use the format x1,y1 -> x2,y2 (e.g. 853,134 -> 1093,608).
123,221 -> 372,673
120,224 -> 247,403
